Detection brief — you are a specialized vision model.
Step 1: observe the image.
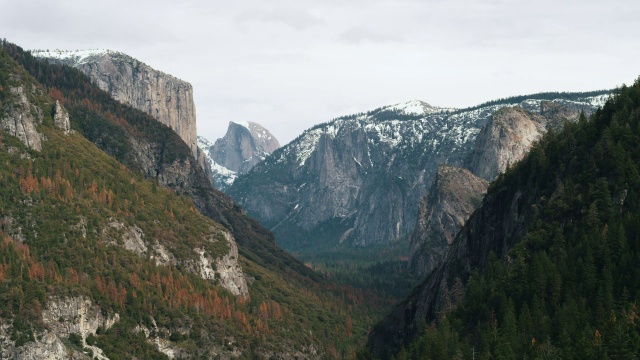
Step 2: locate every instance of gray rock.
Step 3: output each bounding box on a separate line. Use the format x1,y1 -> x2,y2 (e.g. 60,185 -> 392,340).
34,50 -> 198,157
409,165 -> 488,277
1,85 -> 43,151
1,297 -> 118,360
52,100 -> 71,134
228,96 -> 607,249
198,121 -> 280,191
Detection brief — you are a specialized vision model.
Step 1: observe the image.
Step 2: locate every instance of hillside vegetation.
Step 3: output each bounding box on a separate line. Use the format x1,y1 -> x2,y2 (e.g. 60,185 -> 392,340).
0,42 -> 376,358
368,79 -> 640,359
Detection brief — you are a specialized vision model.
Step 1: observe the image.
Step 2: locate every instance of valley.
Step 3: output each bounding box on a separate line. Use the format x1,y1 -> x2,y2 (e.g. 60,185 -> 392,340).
1,33 -> 638,360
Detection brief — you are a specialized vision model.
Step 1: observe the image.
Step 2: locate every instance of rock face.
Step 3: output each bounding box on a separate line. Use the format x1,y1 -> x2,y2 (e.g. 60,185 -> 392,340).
466,107 -> 547,180
198,121 -> 280,191
103,218 -> 249,297
408,100 -> 597,277
52,100 -> 71,134
190,231 -> 249,298
1,297 -> 118,360
0,84 -> 44,151
369,176 -> 544,358
409,165 -> 488,277
228,96 -> 608,250
33,49 -> 198,156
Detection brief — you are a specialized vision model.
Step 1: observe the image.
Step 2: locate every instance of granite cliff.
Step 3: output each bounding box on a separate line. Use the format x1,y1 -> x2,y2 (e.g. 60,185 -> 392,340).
407,101 -> 599,275
228,96 -> 608,252
33,49 -> 198,157
199,121 -> 280,191
409,165 -> 488,277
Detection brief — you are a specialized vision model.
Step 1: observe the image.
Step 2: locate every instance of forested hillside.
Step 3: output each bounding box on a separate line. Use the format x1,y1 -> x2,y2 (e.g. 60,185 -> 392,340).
367,78 -> 640,359
0,42 -> 380,358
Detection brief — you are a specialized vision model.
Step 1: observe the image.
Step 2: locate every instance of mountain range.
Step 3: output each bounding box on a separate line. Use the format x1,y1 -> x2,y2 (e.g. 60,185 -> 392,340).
3,38 -> 637,360
368,79 -> 640,359
227,93 -> 609,257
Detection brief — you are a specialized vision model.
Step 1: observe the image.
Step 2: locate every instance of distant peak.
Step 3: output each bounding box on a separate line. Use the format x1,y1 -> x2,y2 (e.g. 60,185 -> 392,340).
230,120 -> 252,130
384,100 -> 453,116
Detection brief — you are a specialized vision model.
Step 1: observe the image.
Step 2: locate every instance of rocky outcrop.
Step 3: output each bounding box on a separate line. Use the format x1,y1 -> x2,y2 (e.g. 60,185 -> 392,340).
52,100 -> 71,134
198,121 -> 280,191
466,101 -> 596,181
211,121 -> 280,174
102,217 -> 248,297
409,165 -> 488,277
1,85 -> 43,151
1,297 -> 119,360
466,107 -> 547,181
228,96 -> 607,250
190,231 -> 249,298
102,219 -> 148,256
33,49 -> 198,157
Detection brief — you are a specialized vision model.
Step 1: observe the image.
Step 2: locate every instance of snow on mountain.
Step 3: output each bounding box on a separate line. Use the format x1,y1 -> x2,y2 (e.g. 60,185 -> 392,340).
32,49 -> 111,65
198,136 -> 238,188
197,121 -> 280,191
228,92 -> 612,249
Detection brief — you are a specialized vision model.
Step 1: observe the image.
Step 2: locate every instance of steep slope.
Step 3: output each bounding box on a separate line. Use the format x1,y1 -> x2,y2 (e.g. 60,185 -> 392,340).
2,41 -> 371,358
407,102 -> 594,275
5,42 -> 319,284
369,80 -> 640,359
228,96 -> 607,251
32,49 -> 198,158
198,121 -> 280,191
409,165 -> 488,277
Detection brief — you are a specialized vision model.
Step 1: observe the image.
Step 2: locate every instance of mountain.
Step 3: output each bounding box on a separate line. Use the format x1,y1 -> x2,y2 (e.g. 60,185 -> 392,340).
1,41 -> 371,358
409,165 -> 488,277
368,80 -> 640,359
407,100 -> 604,276
198,121 -> 280,191
228,95 -> 608,252
32,49 -> 199,159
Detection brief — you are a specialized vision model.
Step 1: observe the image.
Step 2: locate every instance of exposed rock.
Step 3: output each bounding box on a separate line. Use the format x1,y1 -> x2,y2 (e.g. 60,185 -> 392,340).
34,50 -> 198,157
466,107 -> 546,180
102,219 -> 148,256
212,122 -> 280,174
151,242 -> 176,267
369,174 -> 542,358
52,100 -> 71,134
467,100 -> 595,181
102,217 -> 248,297
198,121 -> 280,191
0,297 -> 118,360
409,165 -> 488,277
190,231 -> 249,298
6,330 -> 88,360
228,96 -> 606,250
0,85 -> 43,151
134,321 -> 189,359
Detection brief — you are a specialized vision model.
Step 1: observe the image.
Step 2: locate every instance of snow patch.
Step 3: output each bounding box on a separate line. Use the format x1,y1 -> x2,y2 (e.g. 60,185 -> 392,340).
31,49 -> 111,65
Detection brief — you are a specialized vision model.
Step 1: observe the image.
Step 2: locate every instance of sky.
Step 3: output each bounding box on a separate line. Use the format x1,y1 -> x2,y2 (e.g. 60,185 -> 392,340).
2,0 -> 639,145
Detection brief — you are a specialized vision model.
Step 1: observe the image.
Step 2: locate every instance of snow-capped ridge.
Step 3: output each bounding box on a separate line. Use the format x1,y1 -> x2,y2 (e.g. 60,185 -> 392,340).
32,48 -> 191,85
31,49 -> 111,65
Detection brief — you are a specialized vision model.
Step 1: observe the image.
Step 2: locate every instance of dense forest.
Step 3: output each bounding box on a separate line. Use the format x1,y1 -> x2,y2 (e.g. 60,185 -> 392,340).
364,79 -> 640,359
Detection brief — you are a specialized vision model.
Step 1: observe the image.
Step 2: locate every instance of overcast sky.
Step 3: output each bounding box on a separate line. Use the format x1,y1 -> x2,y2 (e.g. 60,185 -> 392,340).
2,0 -> 639,144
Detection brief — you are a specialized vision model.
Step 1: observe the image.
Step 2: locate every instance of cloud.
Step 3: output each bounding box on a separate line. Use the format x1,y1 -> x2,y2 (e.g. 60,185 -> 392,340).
236,8 -> 324,31
339,26 -> 404,44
